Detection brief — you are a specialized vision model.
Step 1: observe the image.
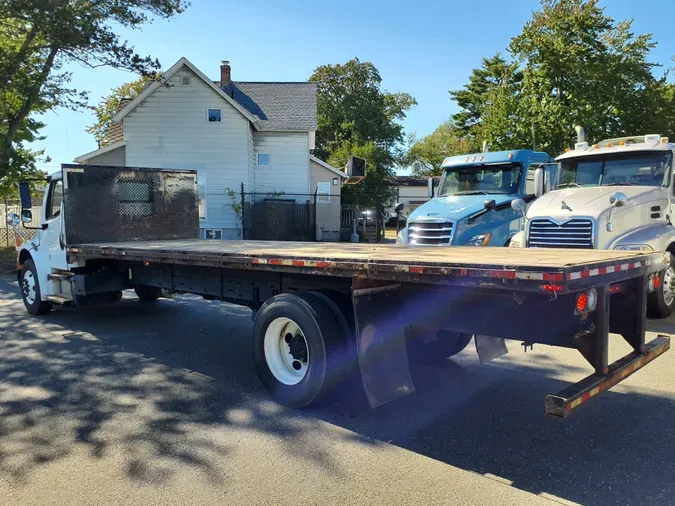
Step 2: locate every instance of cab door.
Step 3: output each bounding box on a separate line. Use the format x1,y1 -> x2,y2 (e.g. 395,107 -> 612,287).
41,177 -> 68,271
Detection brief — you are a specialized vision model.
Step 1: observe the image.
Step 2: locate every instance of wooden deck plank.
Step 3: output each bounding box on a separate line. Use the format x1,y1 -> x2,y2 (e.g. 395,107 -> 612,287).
73,239 -> 656,270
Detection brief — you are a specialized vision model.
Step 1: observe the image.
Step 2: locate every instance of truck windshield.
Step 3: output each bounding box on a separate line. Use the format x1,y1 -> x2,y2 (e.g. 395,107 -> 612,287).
558,152 -> 672,188
438,163 -> 522,196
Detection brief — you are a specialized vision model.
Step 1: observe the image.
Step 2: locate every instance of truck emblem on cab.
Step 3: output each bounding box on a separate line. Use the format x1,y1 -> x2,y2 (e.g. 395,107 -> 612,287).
561,200 -> 572,212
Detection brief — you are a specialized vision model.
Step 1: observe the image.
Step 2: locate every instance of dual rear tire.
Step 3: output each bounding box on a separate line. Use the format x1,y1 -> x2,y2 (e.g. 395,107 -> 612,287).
252,292 -> 356,408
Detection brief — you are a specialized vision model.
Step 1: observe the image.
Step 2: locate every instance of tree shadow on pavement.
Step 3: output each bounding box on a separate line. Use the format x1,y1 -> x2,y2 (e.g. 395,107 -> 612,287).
0,278 -> 342,487
2,273 -> 675,505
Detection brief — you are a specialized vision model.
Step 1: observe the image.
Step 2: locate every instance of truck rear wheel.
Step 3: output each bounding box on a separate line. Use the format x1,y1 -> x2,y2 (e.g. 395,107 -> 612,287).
134,284 -> 161,302
252,293 -> 344,408
20,259 -> 52,316
648,254 -> 675,318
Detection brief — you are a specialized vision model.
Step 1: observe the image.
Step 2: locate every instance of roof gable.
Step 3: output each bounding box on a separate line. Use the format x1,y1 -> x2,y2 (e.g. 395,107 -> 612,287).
112,57 -> 260,128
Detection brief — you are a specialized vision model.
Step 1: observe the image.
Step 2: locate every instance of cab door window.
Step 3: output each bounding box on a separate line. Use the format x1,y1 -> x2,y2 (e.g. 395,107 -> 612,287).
45,180 -> 63,220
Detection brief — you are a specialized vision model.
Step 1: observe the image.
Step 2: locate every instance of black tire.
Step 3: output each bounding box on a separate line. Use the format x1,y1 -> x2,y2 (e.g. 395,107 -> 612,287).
307,291 -> 360,383
648,253 -> 675,319
252,293 -> 344,408
407,327 -> 473,362
134,284 -> 161,302
435,329 -> 474,357
20,259 -> 52,316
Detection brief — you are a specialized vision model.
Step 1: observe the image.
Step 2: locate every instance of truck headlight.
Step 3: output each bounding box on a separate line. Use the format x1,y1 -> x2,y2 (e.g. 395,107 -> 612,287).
467,233 -> 491,246
613,244 -> 654,252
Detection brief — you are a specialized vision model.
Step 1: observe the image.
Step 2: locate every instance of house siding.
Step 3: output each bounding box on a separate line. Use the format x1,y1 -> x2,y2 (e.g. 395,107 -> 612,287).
388,185 -> 431,216
247,125 -> 256,192
86,145 -> 126,166
252,132 -> 310,197
310,159 -> 342,241
123,66 -> 252,238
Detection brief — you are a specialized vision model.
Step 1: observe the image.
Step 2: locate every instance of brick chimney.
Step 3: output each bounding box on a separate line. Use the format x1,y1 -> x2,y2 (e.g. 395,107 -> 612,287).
220,60 -> 231,87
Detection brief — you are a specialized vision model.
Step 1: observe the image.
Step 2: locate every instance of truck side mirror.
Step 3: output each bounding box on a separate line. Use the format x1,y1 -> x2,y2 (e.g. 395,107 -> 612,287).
21,209 -> 32,224
393,202 -> 405,213
534,168 -> 545,198
484,199 -> 496,210
6,212 -> 20,228
19,182 -> 32,209
607,191 -> 627,232
511,198 -> 527,218
428,177 -> 436,198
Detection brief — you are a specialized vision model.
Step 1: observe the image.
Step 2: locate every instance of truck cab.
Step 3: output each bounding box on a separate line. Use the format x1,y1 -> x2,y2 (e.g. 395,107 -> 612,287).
510,134 -> 675,317
398,150 -> 553,246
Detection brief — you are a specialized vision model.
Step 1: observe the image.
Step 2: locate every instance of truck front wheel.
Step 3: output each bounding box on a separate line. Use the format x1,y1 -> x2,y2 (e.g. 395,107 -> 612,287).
252,293 -> 343,408
648,254 -> 675,318
20,259 -> 52,316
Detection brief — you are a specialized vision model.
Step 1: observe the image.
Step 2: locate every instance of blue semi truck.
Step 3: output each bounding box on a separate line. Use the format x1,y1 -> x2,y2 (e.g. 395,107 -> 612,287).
397,150 -> 554,246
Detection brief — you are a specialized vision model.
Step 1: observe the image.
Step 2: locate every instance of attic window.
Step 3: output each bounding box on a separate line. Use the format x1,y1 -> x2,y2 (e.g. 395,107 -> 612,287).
207,108 -> 221,123
257,153 -> 271,166
181,76 -> 191,86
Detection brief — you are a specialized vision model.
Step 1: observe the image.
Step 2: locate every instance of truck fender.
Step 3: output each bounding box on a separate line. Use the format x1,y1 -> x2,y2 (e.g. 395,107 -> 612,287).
508,231 -> 526,248
16,249 -> 33,281
609,224 -> 675,253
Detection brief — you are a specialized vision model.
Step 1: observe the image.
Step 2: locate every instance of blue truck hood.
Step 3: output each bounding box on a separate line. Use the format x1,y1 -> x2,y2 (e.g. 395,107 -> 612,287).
408,194 -> 514,222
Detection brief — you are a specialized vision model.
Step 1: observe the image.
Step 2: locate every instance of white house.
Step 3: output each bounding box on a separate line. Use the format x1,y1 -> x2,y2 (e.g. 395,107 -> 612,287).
75,57 -> 332,240
385,176 -> 441,218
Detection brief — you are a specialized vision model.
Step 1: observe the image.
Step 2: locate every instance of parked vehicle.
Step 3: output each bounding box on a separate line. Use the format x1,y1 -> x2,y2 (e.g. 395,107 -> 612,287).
8,164 -> 670,417
397,150 -> 555,246
510,132 -> 675,318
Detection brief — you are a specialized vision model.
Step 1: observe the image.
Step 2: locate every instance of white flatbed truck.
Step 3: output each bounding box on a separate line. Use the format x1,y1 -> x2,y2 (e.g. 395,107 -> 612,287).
8,164 -> 671,417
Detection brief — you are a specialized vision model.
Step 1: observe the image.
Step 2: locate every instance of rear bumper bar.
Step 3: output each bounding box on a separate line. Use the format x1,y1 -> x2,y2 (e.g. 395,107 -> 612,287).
546,335 -> 670,418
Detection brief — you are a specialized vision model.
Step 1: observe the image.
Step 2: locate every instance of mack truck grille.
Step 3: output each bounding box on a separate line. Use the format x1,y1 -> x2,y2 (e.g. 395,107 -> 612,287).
527,218 -> 594,248
408,221 -> 453,245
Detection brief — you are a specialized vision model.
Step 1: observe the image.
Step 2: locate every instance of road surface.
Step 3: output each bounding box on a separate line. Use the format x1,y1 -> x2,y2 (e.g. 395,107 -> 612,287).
0,274 -> 673,505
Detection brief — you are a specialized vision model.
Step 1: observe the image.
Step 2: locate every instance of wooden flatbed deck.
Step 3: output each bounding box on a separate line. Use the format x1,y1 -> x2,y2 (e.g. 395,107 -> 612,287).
69,240 -> 668,293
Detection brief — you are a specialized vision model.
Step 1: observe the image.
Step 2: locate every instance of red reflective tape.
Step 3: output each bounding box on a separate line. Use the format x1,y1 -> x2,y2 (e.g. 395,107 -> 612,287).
580,392 -> 592,404
291,260 -> 305,267
269,259 -> 282,265
580,270 -> 590,278
316,261 -> 331,268
409,266 -> 424,274
543,273 -> 563,282
459,269 -> 468,276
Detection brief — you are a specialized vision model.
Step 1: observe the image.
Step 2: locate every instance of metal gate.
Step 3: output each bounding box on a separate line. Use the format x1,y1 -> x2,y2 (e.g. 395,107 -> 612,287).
242,196 -> 315,241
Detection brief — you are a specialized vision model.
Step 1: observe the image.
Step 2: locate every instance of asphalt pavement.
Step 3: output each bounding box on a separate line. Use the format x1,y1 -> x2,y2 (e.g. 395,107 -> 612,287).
0,274 -> 674,506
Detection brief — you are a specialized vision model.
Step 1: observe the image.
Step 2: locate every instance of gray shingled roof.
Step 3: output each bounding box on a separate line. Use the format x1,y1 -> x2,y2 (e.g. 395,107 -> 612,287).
220,81 -> 317,131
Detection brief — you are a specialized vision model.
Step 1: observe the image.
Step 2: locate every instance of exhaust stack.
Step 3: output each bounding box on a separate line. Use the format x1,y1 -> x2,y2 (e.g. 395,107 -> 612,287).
575,125 -> 585,143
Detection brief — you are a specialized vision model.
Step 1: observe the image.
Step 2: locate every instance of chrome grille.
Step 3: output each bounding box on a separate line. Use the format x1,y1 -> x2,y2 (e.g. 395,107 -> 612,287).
528,218 -> 593,248
408,221 -> 453,245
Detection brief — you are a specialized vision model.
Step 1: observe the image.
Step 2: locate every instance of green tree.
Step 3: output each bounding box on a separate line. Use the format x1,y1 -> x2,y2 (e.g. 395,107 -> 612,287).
405,121 -> 474,176
0,117 -> 47,206
0,0 -> 189,178
310,58 -> 416,206
87,76 -> 155,147
450,54 -> 522,138
510,0 -> 662,154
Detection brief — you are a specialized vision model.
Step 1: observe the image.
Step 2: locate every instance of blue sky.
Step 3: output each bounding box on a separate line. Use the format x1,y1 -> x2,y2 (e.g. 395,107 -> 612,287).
32,0 -> 675,173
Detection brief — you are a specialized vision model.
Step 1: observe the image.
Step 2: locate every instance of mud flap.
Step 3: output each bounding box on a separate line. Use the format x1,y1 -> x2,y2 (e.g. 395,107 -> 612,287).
352,282 -> 415,408
474,335 -> 509,364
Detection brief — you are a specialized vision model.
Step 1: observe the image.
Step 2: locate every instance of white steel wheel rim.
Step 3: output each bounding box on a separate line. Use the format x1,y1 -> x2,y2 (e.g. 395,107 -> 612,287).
22,271 -> 36,305
264,317 -> 310,385
663,266 -> 675,307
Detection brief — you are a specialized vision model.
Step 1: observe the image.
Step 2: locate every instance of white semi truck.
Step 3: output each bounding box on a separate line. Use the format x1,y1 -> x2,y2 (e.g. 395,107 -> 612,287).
510,133 -> 675,318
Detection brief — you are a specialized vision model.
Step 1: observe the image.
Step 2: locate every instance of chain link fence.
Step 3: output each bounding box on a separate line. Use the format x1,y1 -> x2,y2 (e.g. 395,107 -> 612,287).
0,204 -> 42,247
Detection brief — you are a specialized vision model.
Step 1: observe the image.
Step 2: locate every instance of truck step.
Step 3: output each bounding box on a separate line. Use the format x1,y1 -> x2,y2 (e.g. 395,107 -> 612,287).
45,295 -> 73,304
48,272 -> 74,281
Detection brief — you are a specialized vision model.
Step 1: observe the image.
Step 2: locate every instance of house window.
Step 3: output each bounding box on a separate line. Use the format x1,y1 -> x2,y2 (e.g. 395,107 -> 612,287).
181,76 -> 191,86
203,229 -> 223,240
257,153 -> 271,166
198,175 -> 207,220
207,108 -> 222,123
316,182 -> 331,204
